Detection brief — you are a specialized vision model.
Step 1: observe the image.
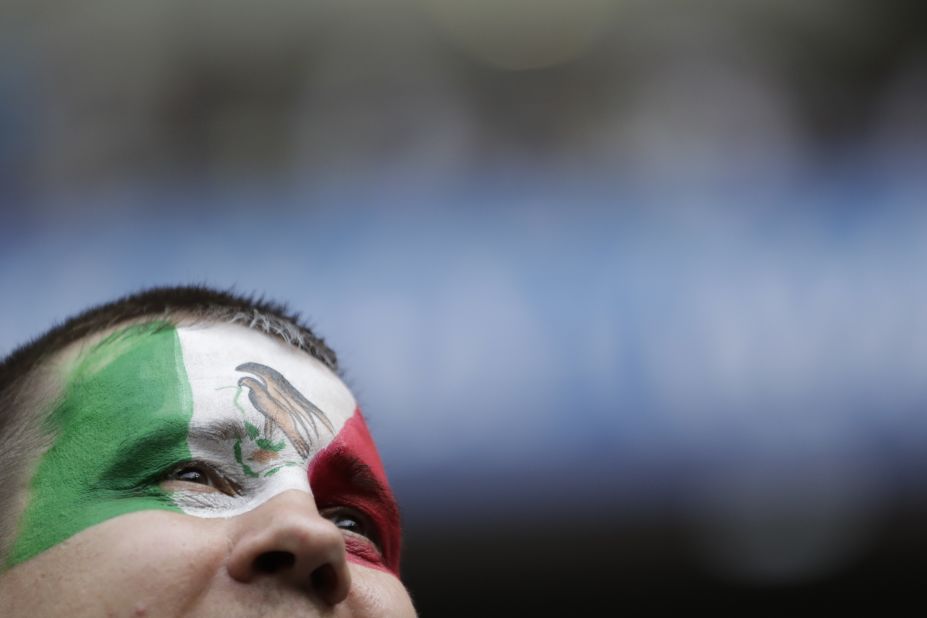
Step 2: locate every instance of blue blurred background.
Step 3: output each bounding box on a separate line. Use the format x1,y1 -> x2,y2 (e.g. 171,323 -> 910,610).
2,0 -> 926,613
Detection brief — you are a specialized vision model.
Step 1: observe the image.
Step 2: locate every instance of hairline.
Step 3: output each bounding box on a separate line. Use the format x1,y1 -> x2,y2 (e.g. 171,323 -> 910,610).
44,311 -> 341,389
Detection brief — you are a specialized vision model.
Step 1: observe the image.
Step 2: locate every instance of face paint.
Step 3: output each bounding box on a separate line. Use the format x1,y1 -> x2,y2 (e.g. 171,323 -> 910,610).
9,322 -> 399,573
311,411 -> 403,575
169,323 -> 355,519
9,322 -> 193,565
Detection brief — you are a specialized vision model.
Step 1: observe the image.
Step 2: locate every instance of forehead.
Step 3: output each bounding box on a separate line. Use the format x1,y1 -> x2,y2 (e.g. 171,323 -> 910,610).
60,320 -> 355,419
171,321 -> 355,422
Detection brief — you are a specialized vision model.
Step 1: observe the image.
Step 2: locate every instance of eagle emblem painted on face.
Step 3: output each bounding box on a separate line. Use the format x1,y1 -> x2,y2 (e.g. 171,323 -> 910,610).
235,362 -> 335,458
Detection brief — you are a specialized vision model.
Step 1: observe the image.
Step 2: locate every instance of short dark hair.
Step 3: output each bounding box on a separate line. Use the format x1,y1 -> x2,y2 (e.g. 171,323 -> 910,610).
0,285 -> 339,564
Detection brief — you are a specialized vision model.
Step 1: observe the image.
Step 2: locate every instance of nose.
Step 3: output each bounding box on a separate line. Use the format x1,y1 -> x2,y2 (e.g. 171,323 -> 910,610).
226,490 -> 351,606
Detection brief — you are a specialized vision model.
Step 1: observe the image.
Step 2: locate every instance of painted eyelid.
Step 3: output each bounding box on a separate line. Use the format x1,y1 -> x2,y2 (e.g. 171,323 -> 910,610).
320,503 -> 386,556
324,505 -> 380,540
160,460 -> 243,496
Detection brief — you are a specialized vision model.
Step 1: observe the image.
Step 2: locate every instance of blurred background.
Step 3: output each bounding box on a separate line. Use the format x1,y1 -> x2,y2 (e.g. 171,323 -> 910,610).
2,0 -> 926,613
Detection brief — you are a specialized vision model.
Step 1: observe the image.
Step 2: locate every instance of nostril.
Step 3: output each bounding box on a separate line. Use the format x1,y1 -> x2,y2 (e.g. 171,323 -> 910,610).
310,564 -> 336,592
254,551 -> 296,574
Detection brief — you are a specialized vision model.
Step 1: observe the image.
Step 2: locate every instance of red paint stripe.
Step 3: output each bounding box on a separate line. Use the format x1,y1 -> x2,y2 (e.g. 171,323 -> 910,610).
309,409 -> 402,575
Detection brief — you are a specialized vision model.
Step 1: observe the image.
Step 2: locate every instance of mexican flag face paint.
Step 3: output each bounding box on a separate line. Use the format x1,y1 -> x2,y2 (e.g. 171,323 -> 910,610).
9,321 -> 402,575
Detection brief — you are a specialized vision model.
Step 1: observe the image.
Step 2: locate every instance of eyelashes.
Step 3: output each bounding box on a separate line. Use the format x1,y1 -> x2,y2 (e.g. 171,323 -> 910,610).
320,505 -> 383,554
160,461 -> 242,496
157,459 -> 385,556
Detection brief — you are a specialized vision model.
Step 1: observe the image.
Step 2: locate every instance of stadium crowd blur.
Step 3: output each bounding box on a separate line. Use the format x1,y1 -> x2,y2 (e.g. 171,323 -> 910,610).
2,0 -> 926,613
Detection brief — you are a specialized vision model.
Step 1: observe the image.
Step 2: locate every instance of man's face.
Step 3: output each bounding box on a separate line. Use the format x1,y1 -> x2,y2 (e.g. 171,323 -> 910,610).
0,321 -> 416,617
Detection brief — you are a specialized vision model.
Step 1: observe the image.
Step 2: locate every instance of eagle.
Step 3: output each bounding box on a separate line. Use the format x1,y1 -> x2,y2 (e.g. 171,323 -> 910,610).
235,362 -> 335,458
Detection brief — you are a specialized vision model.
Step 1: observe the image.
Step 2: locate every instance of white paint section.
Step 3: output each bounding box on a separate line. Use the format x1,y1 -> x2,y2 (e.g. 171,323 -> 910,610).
174,323 -> 356,518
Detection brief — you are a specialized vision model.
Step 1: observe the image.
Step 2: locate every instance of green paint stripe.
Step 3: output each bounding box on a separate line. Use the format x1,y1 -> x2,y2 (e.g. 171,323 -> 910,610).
8,322 -> 194,566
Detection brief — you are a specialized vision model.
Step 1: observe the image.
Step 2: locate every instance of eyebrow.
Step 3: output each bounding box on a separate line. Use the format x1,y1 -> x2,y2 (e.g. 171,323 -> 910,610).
314,447 -> 401,526
343,453 -> 401,521
187,418 -> 248,443
103,418 -> 248,487
102,418 -> 192,488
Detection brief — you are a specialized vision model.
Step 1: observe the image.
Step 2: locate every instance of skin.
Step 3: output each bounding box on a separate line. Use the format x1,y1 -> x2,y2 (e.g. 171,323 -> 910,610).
0,320 -> 416,617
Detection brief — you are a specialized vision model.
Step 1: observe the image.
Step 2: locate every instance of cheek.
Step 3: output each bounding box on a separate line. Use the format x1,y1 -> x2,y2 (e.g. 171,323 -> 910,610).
1,511 -> 226,617
347,565 -> 418,618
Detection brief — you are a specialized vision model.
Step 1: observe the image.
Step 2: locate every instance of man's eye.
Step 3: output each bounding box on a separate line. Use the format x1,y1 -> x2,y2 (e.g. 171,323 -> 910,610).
161,462 -> 239,496
321,506 -> 380,547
